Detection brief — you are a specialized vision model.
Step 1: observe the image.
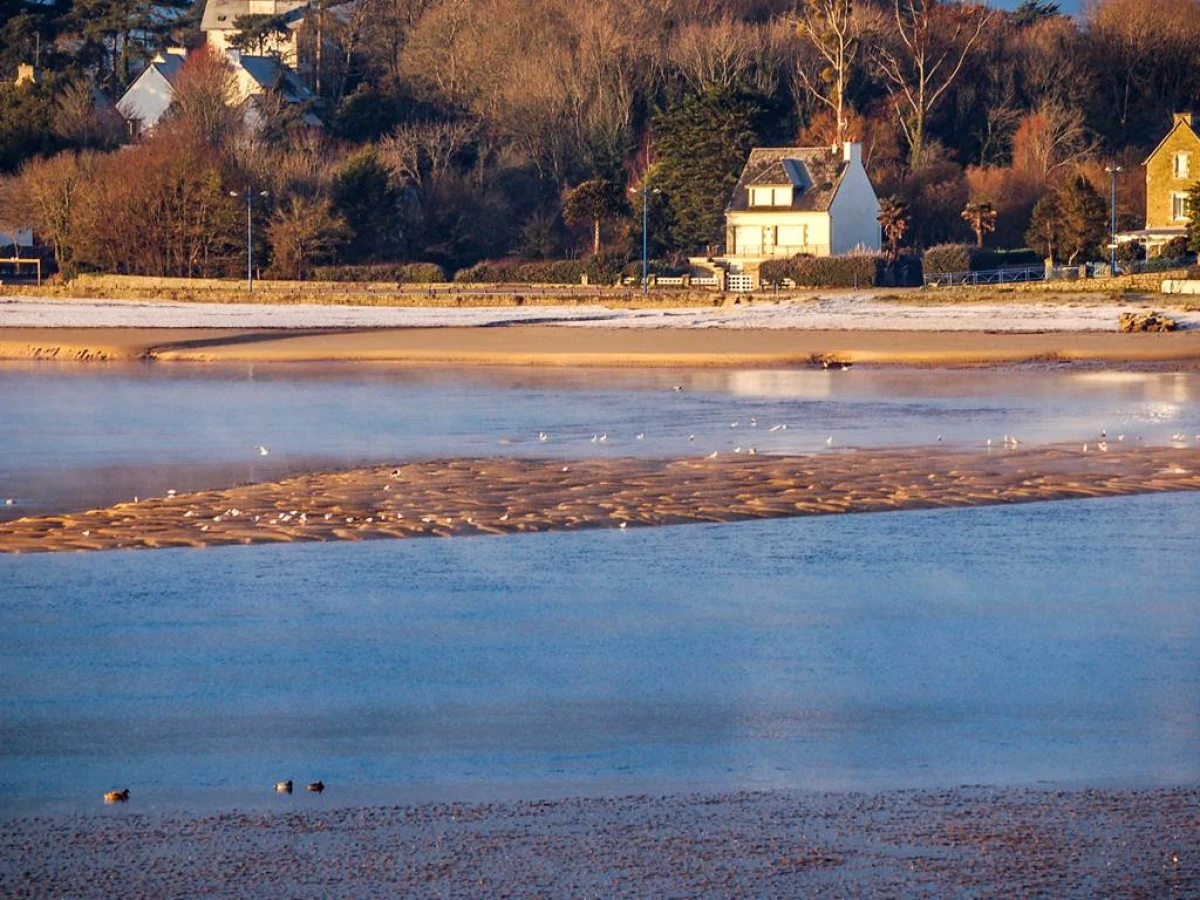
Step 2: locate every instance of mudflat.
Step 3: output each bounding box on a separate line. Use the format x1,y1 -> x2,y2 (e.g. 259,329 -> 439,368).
1,787 -> 1194,898
3,445 -> 1198,553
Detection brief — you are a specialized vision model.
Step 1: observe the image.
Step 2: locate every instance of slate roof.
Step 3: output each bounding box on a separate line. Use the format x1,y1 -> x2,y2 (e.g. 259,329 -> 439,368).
201,0 -> 308,33
727,147 -> 849,213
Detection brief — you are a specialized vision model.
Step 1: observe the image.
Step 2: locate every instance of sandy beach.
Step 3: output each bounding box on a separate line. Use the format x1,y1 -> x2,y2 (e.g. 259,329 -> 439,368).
1,787 -> 1195,898
2,446 -> 1198,554
3,293 -> 1200,366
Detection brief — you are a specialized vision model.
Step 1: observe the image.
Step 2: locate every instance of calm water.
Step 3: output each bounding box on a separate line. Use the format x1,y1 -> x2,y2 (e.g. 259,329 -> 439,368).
1,364 -> 1198,816
2,363 -> 1199,516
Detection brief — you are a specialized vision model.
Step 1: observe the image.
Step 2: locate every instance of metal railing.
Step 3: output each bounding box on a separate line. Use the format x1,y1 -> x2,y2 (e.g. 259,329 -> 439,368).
729,244 -> 827,259
925,255 -> 1193,288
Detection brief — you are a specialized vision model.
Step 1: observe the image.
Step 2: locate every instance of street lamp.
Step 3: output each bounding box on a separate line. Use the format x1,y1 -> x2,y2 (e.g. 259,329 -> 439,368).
630,184 -> 661,295
1105,163 -> 1122,276
230,188 -> 269,291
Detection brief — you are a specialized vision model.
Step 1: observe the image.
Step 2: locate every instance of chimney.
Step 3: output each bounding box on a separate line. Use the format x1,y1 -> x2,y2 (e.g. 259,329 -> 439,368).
1174,112 -> 1197,131
842,141 -> 862,165
15,63 -> 39,86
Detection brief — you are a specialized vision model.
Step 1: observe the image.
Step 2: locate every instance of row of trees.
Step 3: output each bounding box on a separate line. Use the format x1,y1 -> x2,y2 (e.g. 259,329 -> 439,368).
4,0 -> 1200,277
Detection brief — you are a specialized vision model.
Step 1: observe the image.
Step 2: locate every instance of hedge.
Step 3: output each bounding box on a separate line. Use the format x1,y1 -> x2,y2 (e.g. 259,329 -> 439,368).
453,255 -> 625,285
759,254 -> 885,287
313,263 -> 448,283
923,244 -> 1041,276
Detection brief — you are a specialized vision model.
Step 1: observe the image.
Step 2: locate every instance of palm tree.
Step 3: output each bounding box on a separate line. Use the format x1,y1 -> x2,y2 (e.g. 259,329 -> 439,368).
961,201 -> 998,248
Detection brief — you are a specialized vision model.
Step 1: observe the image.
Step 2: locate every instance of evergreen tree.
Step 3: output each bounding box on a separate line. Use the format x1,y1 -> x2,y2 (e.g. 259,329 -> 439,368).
652,86 -> 764,253
1025,191 -> 1061,262
1056,175 -> 1107,264
562,179 -> 628,255
1186,181 -> 1200,255
1012,0 -> 1061,27
877,197 -> 910,263
332,150 -> 404,262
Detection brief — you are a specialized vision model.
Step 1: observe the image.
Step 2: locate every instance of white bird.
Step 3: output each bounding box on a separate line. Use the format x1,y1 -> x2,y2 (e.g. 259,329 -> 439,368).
591,434 -> 599,443
562,466 -> 569,472
688,434 -> 695,442
499,512 -> 509,521
3,498 -> 13,506
598,434 -> 607,443
1083,443 -> 1089,453
1098,442 -> 1108,452
618,521 -> 627,529
730,421 -> 739,428
166,489 -> 177,497
707,450 -> 719,458
937,435 -> 943,442
826,436 -> 834,445
636,433 -> 645,441
750,418 -> 757,428
769,424 -> 784,433
672,385 -> 683,392
747,447 -> 757,455
257,445 -> 269,456
538,431 -> 549,442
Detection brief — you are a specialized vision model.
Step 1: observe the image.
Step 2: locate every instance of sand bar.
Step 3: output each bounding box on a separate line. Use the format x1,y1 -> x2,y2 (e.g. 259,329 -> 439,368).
1,787 -> 1194,897
3,325 -> 1200,366
3,445 -> 1198,554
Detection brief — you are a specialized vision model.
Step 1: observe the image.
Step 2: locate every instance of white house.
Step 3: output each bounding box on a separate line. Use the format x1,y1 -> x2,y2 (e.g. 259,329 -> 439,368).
724,142 -> 881,261
201,0 -> 309,64
115,47 -> 189,134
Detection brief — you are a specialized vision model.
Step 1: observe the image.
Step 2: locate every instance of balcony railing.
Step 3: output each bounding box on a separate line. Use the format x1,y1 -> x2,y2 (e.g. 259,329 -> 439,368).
729,244 -> 826,259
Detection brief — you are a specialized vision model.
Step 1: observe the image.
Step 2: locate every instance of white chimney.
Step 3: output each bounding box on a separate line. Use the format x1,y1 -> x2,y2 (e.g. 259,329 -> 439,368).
843,141 -> 862,165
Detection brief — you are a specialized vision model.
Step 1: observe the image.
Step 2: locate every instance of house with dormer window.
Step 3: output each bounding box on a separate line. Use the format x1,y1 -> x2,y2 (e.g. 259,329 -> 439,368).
723,142 -> 880,261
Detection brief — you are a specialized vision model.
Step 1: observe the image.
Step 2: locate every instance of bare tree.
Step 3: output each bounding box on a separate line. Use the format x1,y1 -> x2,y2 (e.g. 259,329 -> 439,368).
870,0 -> 991,165
793,0 -> 861,146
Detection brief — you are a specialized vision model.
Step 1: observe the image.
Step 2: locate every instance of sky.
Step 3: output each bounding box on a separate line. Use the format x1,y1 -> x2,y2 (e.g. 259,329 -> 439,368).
990,0 -> 1084,14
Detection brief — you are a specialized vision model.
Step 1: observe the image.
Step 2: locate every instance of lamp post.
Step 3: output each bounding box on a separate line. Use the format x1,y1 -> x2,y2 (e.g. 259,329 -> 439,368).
630,184 -> 661,295
230,188 -> 269,291
1105,163 -> 1122,276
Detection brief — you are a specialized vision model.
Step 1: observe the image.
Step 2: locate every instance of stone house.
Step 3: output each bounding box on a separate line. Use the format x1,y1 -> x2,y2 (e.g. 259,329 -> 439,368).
723,142 -> 881,262
1134,111 -> 1200,252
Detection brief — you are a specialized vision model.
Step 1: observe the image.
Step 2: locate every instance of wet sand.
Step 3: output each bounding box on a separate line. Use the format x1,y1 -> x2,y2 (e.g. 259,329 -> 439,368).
3,325 -> 1200,366
1,787 -> 1194,898
3,446 -> 1198,554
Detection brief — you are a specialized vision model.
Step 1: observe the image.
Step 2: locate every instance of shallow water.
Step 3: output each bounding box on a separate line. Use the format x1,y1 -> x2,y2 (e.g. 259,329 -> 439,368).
1,493 -> 1197,816
2,364 -> 1199,816
2,363 -> 1199,516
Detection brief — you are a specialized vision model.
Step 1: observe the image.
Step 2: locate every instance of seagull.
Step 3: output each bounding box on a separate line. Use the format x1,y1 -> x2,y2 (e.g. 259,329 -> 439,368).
591,434 -> 599,443
750,418 -> 757,428
275,780 -> 293,794
103,789 -> 130,803
731,421 -> 739,428
769,424 -> 785,432
826,436 -> 834,445
538,431 -> 549,442
166,489 -> 177,496
598,434 -> 607,443
3,498 -> 13,506
707,450 -> 719,458
673,385 -> 683,392
636,433 -> 644,441
937,435 -> 943,442
618,521 -> 627,530
688,434 -> 695,442
257,445 -> 269,456
499,512 -> 509,521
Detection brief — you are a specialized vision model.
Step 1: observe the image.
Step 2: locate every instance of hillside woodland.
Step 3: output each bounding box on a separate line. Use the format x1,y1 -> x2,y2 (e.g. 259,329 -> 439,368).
2,0 -> 1200,280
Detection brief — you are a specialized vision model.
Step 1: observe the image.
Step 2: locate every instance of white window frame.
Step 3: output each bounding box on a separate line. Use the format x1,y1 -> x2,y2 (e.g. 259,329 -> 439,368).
1172,191 -> 1190,221
750,186 -> 791,207
1175,152 -> 1191,179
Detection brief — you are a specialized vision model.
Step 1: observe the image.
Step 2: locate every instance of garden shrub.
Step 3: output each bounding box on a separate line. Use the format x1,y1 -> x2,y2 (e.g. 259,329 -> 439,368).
759,253 -> 885,287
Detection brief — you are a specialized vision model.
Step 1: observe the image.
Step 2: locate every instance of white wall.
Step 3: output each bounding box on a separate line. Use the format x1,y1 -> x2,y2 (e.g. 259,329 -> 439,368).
728,210 -> 830,257
116,66 -> 175,132
829,151 -> 881,254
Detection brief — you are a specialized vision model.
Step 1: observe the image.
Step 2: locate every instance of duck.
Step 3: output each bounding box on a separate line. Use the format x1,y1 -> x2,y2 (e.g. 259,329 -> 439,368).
103,789 -> 130,803
275,780 -> 293,794
306,781 -> 325,793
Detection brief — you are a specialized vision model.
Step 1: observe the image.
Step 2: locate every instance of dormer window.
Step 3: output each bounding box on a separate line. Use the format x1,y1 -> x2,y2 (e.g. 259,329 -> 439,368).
749,186 -> 792,207
1175,152 -> 1191,179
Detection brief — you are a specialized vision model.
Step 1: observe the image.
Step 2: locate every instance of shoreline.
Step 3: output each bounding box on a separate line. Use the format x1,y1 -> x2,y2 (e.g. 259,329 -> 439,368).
1,785 -> 1194,897
4,446 -> 1199,554
4,325 -> 1200,367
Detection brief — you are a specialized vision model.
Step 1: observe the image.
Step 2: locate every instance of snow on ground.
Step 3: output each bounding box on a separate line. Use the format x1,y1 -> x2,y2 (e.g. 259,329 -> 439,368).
2,294 -> 1198,332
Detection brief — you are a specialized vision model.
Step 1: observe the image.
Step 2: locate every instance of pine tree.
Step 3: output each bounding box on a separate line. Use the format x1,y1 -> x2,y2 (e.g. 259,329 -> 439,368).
1025,191 -> 1061,262
652,86 -> 764,253
562,179 -> 627,256
1056,175 -> 1107,265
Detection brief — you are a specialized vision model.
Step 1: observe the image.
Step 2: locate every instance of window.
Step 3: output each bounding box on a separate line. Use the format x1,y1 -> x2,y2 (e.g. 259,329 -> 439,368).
749,186 -> 791,207
1172,192 -> 1189,221
1176,153 -> 1192,179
